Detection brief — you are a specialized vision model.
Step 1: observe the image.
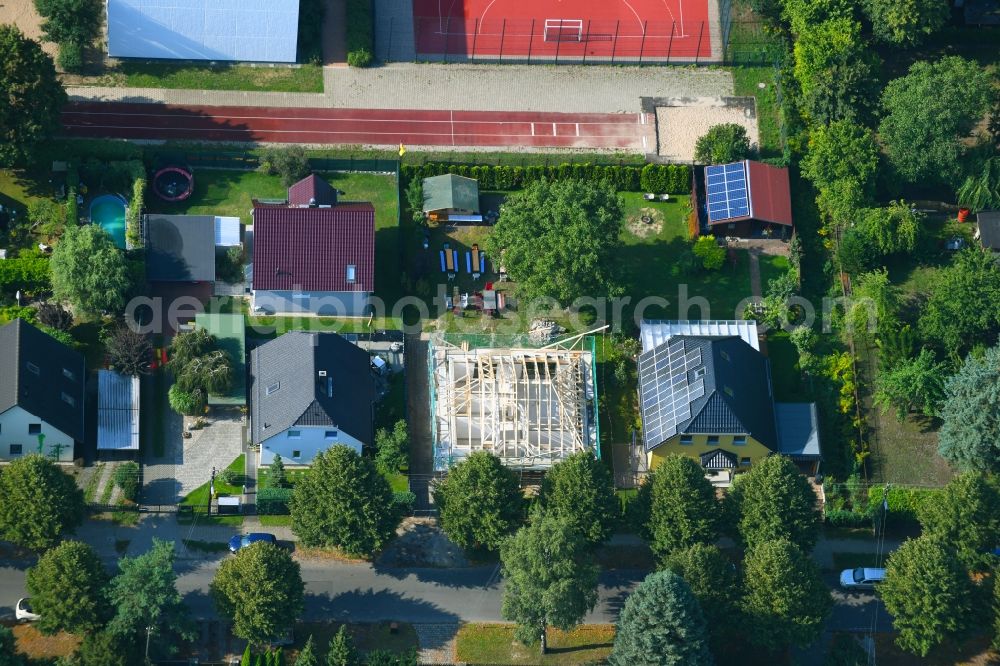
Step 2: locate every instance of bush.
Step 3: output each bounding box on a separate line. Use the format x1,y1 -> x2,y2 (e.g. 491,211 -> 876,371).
259,146 -> 310,187
0,257 -> 51,295
257,487 -> 293,515
346,0 -> 374,67
57,41 -> 83,72
883,486 -> 939,525
125,178 -> 145,249
219,467 -> 241,486
113,462 -> 140,502
824,508 -> 874,528
393,491 -> 416,514
694,123 -> 752,164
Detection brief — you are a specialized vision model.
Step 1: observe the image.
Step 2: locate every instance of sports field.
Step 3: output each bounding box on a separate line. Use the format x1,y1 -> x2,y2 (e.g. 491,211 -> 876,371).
412,0 -> 715,61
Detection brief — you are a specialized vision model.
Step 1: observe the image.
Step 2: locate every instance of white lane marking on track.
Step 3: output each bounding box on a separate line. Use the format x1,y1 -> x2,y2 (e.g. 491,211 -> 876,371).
531,122 -> 535,136
62,124 -> 639,139
451,109 -> 455,145
576,123 -> 580,136
551,122 -> 557,135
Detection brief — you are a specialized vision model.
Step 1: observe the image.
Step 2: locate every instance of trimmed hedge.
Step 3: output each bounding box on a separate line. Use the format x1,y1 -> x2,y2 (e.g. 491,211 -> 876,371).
824,508 -> 874,528
400,162 -> 692,194
257,487 -> 293,515
393,491 -> 416,513
884,486 -> 938,525
346,0 -> 374,67
296,0 -> 326,65
126,178 -> 145,249
0,257 -> 51,294
640,163 -> 693,193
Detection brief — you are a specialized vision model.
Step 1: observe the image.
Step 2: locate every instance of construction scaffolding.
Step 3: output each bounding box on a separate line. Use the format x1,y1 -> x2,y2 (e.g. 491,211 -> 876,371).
429,334 -> 598,471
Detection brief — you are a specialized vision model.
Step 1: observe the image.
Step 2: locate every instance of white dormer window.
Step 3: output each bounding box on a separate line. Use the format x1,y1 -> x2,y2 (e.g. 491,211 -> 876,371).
266,382 -> 280,396
346,265 -> 357,283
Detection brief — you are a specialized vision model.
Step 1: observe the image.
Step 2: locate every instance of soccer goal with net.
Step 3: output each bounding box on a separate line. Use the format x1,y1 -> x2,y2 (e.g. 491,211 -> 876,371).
543,18 -> 584,42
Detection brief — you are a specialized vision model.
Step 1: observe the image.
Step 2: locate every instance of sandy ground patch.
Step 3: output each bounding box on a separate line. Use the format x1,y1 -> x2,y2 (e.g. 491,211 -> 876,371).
626,207 -> 665,239
0,0 -> 57,57
377,517 -> 469,567
656,98 -> 760,162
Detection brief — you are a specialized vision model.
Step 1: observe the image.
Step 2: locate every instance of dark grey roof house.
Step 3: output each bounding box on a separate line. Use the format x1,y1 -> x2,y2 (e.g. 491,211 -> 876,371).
422,174 -> 481,216
0,319 -> 85,461
638,335 -> 821,476
250,331 -> 374,466
145,214 -> 216,283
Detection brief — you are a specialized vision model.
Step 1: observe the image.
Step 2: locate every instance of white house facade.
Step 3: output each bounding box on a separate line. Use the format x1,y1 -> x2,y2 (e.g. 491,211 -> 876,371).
259,425 -> 364,466
0,405 -> 75,462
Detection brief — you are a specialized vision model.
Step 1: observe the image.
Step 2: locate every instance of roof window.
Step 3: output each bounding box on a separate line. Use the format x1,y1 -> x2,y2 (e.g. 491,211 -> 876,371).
266,382 -> 280,396
26,362 -> 39,375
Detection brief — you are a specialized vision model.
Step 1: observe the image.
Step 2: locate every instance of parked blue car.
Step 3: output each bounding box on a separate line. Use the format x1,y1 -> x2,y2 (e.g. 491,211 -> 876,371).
229,532 -> 276,553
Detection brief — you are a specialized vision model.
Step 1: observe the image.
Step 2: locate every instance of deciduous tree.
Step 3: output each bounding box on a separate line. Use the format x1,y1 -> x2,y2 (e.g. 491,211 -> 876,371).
609,570 -> 712,666
374,420 -> 408,476
736,454 -> 820,552
0,454 -> 84,550
74,629 -> 140,666
211,542 -> 305,648
801,120 -> 880,216
859,201 -> 922,256
919,472 -> 1000,570
36,302 -> 73,330
434,451 -> 524,552
290,445 -> 399,555
919,250 -> 1000,357
0,626 -> 23,666
34,0 -> 100,47
107,539 -> 195,654
485,179 -> 624,306
874,348 -> 946,420
500,514 -> 599,652
862,0 -> 949,46
105,325 -> 152,376
879,57 -> 993,186
537,451 -> 617,546
880,535 -> 974,656
26,540 -> 109,634
742,539 -> 832,650
0,25 -> 66,167
50,223 -> 130,315
646,455 -> 721,562
793,18 -> 880,125
665,543 -> 741,639
691,236 -> 726,271
694,123 -> 752,164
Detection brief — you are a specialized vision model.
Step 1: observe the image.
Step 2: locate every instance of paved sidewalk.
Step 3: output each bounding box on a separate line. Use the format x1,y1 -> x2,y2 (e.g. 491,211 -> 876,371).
67,63 -> 733,114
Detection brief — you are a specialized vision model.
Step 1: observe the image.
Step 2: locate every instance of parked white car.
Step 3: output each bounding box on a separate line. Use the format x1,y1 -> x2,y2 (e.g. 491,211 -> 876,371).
15,598 -> 40,622
839,567 -> 886,590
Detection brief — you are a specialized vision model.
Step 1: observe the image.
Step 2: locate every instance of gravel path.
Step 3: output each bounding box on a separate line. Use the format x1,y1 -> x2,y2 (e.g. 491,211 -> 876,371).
67,63 -> 733,115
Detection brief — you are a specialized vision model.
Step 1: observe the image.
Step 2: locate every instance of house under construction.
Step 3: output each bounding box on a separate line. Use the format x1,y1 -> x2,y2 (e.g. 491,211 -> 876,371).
429,335 -> 599,471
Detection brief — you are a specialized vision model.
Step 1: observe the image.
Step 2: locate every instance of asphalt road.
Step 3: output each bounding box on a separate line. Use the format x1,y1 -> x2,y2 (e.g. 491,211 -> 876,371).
0,555 -> 891,630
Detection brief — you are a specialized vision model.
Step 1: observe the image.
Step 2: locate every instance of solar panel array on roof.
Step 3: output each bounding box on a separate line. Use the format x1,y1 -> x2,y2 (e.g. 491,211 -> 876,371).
638,342 -> 706,447
705,162 -> 751,223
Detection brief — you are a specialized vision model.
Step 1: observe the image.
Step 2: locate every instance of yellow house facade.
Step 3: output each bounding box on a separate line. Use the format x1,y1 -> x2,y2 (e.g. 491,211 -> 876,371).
638,323 -> 822,480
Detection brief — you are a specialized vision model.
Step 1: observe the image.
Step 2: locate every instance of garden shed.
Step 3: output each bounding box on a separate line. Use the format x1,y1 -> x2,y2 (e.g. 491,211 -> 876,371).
422,174 -> 481,222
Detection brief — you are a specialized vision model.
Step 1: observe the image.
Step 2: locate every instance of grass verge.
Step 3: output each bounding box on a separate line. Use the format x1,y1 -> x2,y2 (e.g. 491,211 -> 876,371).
259,515 -> 293,527
455,624 -> 615,665
731,66 -> 783,160
83,463 -> 104,503
117,62 -> 323,93
873,632 -> 997,665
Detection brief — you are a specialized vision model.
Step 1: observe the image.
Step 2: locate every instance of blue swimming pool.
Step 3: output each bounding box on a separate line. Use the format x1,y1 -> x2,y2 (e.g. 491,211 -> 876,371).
89,194 -> 127,249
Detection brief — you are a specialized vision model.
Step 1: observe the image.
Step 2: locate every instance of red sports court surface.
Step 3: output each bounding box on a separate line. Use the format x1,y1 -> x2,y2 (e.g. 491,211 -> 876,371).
61,103 -> 655,151
412,0 -> 713,61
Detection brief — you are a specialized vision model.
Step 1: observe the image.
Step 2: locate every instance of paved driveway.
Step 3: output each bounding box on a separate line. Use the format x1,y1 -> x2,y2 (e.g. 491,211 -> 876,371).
144,395 -> 245,504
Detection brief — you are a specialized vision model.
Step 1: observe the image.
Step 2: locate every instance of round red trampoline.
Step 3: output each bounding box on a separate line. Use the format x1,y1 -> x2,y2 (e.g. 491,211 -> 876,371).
153,166 -> 194,202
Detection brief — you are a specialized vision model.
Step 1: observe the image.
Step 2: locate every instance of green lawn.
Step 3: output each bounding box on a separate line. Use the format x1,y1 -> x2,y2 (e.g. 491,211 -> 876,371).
731,66 -> 784,160
257,467 -> 309,489
385,472 -> 409,493
767,330 -> 804,402
179,454 -> 245,508
150,170 -> 286,223
118,62 -> 324,93
758,254 -> 790,293
258,515 -> 293,527
455,624 -> 615,665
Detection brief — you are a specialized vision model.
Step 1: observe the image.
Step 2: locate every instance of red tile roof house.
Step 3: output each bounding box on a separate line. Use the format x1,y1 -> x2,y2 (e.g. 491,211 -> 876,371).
251,175 -> 375,316
704,160 -> 793,238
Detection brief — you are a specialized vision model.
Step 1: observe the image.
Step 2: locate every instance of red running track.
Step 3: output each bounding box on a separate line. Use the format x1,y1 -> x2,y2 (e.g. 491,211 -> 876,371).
62,103 -> 655,151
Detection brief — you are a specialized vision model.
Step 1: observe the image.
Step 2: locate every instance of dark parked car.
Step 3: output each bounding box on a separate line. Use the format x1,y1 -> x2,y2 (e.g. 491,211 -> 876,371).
228,532 -> 276,553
